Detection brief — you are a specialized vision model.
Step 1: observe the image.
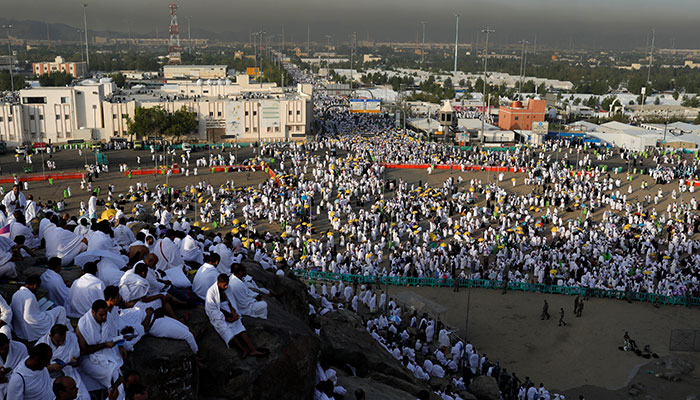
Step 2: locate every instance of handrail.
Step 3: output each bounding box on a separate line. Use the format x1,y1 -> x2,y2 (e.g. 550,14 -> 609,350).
293,269 -> 693,306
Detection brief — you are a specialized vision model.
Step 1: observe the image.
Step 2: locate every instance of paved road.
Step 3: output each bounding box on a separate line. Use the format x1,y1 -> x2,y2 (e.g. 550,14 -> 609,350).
0,146 -> 258,176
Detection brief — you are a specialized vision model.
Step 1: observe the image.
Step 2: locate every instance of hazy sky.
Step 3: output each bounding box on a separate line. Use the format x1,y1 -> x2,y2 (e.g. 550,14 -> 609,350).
3,0 -> 700,48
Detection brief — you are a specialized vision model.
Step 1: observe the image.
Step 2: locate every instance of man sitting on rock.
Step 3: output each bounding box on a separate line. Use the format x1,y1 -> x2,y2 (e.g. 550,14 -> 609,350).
227,264 -> 268,319
205,274 -> 266,358
11,275 -> 71,342
6,343 -> 53,399
66,262 -> 105,318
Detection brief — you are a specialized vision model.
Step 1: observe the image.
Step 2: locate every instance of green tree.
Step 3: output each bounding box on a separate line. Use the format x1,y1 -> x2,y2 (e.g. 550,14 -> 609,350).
695,111 -> 700,125
0,71 -> 25,91
109,72 -> 126,88
37,72 -> 73,87
126,106 -> 169,140
165,106 -> 198,140
654,96 -> 661,105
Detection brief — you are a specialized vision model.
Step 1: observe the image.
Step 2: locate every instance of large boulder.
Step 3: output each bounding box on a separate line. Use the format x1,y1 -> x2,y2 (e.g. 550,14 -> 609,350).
129,336 -> 199,400
196,298 -> 320,400
468,375 -> 500,400
336,374 -> 416,400
243,260 -> 310,323
318,309 -> 416,384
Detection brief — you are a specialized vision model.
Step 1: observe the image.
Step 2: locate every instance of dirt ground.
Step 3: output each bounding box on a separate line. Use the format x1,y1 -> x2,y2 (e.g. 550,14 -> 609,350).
13,151 -> 700,397
389,285 -> 700,398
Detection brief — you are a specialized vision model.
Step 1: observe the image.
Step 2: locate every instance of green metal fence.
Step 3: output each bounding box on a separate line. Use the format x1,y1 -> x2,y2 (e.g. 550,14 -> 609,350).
293,269 -> 696,307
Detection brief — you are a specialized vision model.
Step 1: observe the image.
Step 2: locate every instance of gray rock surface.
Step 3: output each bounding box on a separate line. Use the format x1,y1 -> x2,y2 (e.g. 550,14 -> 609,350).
336,374 -> 416,400
468,375 -> 500,400
129,336 -> 198,400
196,292 -> 320,400
318,309 -> 416,383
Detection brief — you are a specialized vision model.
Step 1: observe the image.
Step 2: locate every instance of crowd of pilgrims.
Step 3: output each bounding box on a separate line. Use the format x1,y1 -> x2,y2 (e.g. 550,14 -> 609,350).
309,281 -> 563,400
0,115 -> 697,398
315,96 -> 395,136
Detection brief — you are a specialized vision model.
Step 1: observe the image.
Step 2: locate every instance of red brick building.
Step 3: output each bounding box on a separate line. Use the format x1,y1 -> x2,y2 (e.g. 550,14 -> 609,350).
498,99 -> 546,130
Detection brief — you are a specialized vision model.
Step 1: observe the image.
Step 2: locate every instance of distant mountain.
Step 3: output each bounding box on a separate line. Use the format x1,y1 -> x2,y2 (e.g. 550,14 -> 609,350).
0,18 -> 246,43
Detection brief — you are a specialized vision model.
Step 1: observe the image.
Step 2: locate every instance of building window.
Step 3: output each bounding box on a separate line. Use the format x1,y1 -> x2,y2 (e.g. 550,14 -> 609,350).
515,117 -> 519,121
66,130 -> 71,137
296,110 -> 300,115
39,115 -> 44,120
113,114 -> 117,119
245,111 -> 249,116
60,97 -> 68,104
22,97 -> 47,104
7,117 -> 11,122
65,114 -> 70,120
0,116 -> 2,122
29,115 -> 35,121
209,112 -> 213,117
288,110 -> 292,116
245,127 -> 250,133
122,114 -> 128,119
253,111 -> 257,116
56,115 -> 60,120
217,111 -> 222,117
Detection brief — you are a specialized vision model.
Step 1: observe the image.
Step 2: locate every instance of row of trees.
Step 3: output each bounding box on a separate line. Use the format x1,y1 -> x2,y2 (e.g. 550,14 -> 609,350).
126,106 -> 197,140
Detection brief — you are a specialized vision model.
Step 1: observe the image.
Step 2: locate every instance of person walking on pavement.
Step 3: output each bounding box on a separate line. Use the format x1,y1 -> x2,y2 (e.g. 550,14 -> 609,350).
541,300 -> 550,320
573,296 -> 580,314
558,308 -> 567,326
576,300 -> 584,317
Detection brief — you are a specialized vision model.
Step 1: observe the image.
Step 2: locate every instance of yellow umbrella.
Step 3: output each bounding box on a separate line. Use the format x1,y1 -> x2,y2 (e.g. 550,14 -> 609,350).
551,227 -> 558,233
99,209 -> 117,222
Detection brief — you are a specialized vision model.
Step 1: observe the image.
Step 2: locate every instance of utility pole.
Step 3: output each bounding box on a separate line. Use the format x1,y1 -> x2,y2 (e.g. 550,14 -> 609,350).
127,21 -> 132,51
349,32 -> 356,94
453,14 -> 460,77
2,25 -> 13,94
480,28 -> 494,143
260,31 -> 266,88
420,21 -> 427,64
642,28 -> 655,110
78,29 -> 85,64
187,16 -> 191,52
518,40 -> 529,97
82,3 -> 90,71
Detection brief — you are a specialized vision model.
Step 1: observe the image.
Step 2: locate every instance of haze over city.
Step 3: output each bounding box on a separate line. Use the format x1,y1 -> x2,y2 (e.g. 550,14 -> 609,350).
2,0 -> 700,48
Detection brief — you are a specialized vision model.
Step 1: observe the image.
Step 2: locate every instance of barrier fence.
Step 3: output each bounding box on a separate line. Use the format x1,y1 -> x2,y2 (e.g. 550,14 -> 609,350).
293,269 -> 699,307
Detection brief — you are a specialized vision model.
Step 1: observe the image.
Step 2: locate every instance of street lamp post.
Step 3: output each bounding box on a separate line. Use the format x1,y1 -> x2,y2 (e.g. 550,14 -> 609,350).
480,28 -> 495,143
3,25 -> 13,94
82,3 -> 90,72
518,40 -> 529,97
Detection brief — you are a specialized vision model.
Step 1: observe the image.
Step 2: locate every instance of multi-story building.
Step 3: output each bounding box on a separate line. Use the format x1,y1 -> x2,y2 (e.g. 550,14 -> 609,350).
32,56 -> 88,78
498,99 -> 547,131
163,65 -> 227,80
0,75 -> 313,147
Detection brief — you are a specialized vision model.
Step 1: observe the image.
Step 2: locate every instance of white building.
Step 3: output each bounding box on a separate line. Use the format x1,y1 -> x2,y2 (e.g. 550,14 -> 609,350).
32,56 -> 88,78
163,65 -> 227,80
0,76 -> 313,147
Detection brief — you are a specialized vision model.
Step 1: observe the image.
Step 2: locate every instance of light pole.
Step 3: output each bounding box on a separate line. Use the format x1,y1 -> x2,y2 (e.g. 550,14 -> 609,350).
77,29 -> 84,63
259,30 -> 267,89
518,40 -> 529,97
3,25 -> 13,94
349,32 -> 356,94
420,21 -> 427,64
82,3 -> 90,72
480,28 -> 495,143
453,14 -> 460,77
